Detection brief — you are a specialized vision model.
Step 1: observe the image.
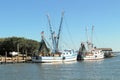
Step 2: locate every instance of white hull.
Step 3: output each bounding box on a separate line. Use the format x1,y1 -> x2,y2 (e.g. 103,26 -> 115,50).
83,55 -> 104,60
82,50 -> 104,60
32,56 -> 77,63
32,50 -> 77,63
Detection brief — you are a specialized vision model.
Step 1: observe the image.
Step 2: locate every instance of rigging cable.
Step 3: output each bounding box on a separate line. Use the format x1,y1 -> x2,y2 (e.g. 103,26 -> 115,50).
64,16 -> 77,50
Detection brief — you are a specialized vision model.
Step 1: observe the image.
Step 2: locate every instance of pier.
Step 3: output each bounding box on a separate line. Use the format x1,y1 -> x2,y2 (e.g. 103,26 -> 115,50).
0,54 -> 31,64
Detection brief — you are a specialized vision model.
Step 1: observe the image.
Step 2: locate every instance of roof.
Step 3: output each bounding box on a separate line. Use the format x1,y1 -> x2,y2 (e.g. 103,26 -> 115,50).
97,48 -> 112,51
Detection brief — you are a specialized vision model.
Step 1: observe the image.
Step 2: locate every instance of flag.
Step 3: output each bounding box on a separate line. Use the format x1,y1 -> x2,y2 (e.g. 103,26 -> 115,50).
41,31 -> 44,35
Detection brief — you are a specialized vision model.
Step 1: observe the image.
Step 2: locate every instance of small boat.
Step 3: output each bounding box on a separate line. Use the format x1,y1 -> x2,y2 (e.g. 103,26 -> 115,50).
32,12 -> 77,63
77,26 -> 104,60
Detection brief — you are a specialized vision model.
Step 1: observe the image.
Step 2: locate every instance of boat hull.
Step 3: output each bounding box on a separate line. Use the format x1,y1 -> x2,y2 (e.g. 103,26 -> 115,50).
82,53 -> 104,60
83,56 -> 104,60
32,56 -> 77,63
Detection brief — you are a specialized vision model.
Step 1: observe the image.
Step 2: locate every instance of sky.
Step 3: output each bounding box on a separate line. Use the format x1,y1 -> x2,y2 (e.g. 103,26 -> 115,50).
0,0 -> 120,51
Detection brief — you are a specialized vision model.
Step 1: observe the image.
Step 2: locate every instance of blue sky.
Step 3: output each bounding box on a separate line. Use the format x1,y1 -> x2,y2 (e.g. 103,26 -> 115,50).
0,0 -> 120,51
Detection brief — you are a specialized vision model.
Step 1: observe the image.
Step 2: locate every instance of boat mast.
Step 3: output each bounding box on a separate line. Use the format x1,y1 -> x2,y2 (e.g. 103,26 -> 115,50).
86,27 -> 89,43
56,11 -> 64,52
86,27 -> 90,51
46,14 -> 55,53
91,25 -> 94,48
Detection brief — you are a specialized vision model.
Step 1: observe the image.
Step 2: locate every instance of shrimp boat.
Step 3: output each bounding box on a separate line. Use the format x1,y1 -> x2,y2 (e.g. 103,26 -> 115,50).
77,26 -> 104,60
32,12 -> 77,63
78,42 -> 104,60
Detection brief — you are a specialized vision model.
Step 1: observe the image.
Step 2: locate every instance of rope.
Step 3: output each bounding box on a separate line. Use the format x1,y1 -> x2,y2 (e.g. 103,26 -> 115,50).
63,16 -> 77,50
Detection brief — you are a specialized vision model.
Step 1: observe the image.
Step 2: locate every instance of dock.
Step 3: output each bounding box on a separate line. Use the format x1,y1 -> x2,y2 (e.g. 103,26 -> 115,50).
0,56 -> 31,64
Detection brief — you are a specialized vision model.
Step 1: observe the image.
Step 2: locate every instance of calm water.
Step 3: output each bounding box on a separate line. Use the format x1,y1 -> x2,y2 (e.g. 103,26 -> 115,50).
0,53 -> 120,80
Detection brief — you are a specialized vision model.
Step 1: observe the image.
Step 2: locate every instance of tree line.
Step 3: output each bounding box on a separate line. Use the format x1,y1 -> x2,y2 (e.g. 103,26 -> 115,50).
0,37 -> 40,56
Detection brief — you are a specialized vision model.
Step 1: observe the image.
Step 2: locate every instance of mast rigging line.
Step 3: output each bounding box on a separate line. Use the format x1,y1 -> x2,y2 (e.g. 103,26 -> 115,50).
63,16 -> 77,50
40,31 -> 52,51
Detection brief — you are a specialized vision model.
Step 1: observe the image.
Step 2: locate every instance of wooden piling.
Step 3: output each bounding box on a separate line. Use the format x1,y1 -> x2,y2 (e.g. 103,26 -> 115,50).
5,52 -> 7,63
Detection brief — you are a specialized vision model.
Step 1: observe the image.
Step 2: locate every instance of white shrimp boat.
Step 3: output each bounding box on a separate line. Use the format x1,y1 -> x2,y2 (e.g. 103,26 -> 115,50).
78,42 -> 104,60
78,26 -> 104,60
32,49 -> 77,63
32,12 -> 77,63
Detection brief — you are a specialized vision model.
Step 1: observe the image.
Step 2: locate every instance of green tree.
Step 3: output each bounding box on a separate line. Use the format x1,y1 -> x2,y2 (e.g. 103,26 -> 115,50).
0,37 -> 40,56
